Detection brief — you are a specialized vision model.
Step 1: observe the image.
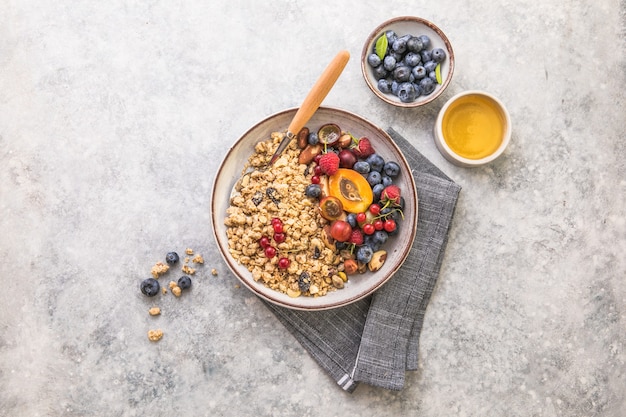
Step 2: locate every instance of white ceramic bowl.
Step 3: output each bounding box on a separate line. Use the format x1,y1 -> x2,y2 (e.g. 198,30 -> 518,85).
361,16 -> 455,108
434,90 -> 511,167
211,107 -> 418,310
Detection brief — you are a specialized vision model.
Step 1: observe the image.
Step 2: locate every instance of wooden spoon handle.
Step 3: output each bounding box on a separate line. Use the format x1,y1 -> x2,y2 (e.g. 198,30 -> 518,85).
286,50 -> 350,135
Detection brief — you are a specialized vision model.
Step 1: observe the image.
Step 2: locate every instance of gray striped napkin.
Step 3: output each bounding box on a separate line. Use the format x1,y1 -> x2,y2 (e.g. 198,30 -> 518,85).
265,128 -> 461,392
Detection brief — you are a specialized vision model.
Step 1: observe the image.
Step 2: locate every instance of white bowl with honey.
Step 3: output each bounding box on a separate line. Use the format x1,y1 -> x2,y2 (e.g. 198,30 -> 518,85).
434,90 -> 511,167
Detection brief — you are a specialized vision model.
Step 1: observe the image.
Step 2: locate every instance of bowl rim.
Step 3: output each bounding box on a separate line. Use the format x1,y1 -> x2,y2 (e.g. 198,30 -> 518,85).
210,106 -> 419,310
360,15 -> 455,108
434,90 -> 512,166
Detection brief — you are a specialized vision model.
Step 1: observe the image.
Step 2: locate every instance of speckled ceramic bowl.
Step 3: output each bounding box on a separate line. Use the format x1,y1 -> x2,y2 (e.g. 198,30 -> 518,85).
361,16 -> 455,108
211,107 -> 418,311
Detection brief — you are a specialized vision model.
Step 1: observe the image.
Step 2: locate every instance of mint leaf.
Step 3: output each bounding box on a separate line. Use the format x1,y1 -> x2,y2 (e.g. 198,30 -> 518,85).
375,34 -> 388,61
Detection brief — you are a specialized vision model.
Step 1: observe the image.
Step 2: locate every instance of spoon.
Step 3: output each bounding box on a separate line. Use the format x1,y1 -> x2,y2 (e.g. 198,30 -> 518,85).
265,50 -> 350,167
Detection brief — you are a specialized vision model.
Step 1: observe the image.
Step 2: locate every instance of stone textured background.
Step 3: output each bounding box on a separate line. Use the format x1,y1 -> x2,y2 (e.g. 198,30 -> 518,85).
1,1 -> 624,416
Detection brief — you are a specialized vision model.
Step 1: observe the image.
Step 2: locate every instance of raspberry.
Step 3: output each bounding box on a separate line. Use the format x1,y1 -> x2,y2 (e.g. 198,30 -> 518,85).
352,137 -> 375,158
349,229 -> 364,245
381,184 -> 401,205
318,152 -> 340,176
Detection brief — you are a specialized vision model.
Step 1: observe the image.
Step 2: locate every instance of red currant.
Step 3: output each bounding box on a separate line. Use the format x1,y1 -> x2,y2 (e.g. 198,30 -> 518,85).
273,232 -> 285,243
264,246 -> 277,258
311,175 -> 321,184
362,223 -> 375,235
272,222 -> 284,234
374,220 -> 384,231
369,204 -> 381,215
314,154 -> 323,163
271,217 -> 282,226
356,212 -> 367,223
278,257 -> 290,269
384,219 -> 397,232
313,166 -> 322,176
259,236 -> 271,248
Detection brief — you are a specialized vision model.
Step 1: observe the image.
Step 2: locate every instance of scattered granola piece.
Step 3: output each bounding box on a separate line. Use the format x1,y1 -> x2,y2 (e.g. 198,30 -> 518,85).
185,248 -> 194,255
184,256 -> 190,264
192,254 -> 204,264
151,262 -> 169,278
182,265 -> 196,275
148,329 -> 163,341
172,286 -> 182,297
149,307 -> 161,316
168,281 -> 178,289
161,287 -> 167,294
211,268 -> 218,276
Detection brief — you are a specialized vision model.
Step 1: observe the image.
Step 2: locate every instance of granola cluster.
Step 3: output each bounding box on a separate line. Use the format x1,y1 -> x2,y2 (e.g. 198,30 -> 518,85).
224,132 -> 344,297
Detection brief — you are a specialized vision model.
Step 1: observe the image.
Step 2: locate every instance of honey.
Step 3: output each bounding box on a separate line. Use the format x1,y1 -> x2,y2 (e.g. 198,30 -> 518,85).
441,94 -> 506,160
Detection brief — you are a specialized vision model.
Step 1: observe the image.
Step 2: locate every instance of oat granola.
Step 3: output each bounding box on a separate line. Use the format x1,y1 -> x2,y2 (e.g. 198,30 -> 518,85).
224,132 -> 343,297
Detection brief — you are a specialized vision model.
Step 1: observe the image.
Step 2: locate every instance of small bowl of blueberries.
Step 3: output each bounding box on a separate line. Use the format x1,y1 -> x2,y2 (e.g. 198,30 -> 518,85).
361,16 -> 455,108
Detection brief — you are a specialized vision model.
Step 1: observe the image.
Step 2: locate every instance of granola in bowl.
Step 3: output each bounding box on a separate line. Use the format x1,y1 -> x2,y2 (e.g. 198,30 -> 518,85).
225,132 -> 340,298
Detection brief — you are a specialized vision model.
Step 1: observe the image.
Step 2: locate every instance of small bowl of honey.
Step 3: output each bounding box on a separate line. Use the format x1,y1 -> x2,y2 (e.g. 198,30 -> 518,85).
434,90 -> 511,167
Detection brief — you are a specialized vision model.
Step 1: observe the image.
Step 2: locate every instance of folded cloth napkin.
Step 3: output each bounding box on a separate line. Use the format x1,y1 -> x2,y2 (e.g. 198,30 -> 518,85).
264,128 -> 461,392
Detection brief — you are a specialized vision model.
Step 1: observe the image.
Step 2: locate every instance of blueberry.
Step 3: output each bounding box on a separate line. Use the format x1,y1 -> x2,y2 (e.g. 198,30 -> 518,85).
356,245 -> 374,264
412,83 -> 423,97
429,71 -> 437,82
404,52 -> 421,67
366,154 -> 385,172
367,53 -> 382,67
353,161 -> 370,174
431,48 -> 446,63
372,230 -> 389,245
412,65 -> 426,80
140,278 -> 160,297
382,175 -> 393,188
419,77 -> 436,95
178,275 -> 192,290
383,161 -> 401,177
377,79 -> 392,94
418,34 -> 431,49
391,38 -> 407,54
390,51 -> 403,62
367,171 -> 382,186
346,213 -> 357,229
398,196 -> 406,210
372,183 -> 385,200
393,66 -> 411,83
391,80 -> 400,95
383,55 -> 396,71
420,49 -> 432,63
406,36 -> 424,53
308,132 -> 319,145
423,60 -> 437,73
372,65 -> 388,80
305,183 -> 322,198
165,252 -> 179,265
385,30 -> 398,45
397,82 -> 417,103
